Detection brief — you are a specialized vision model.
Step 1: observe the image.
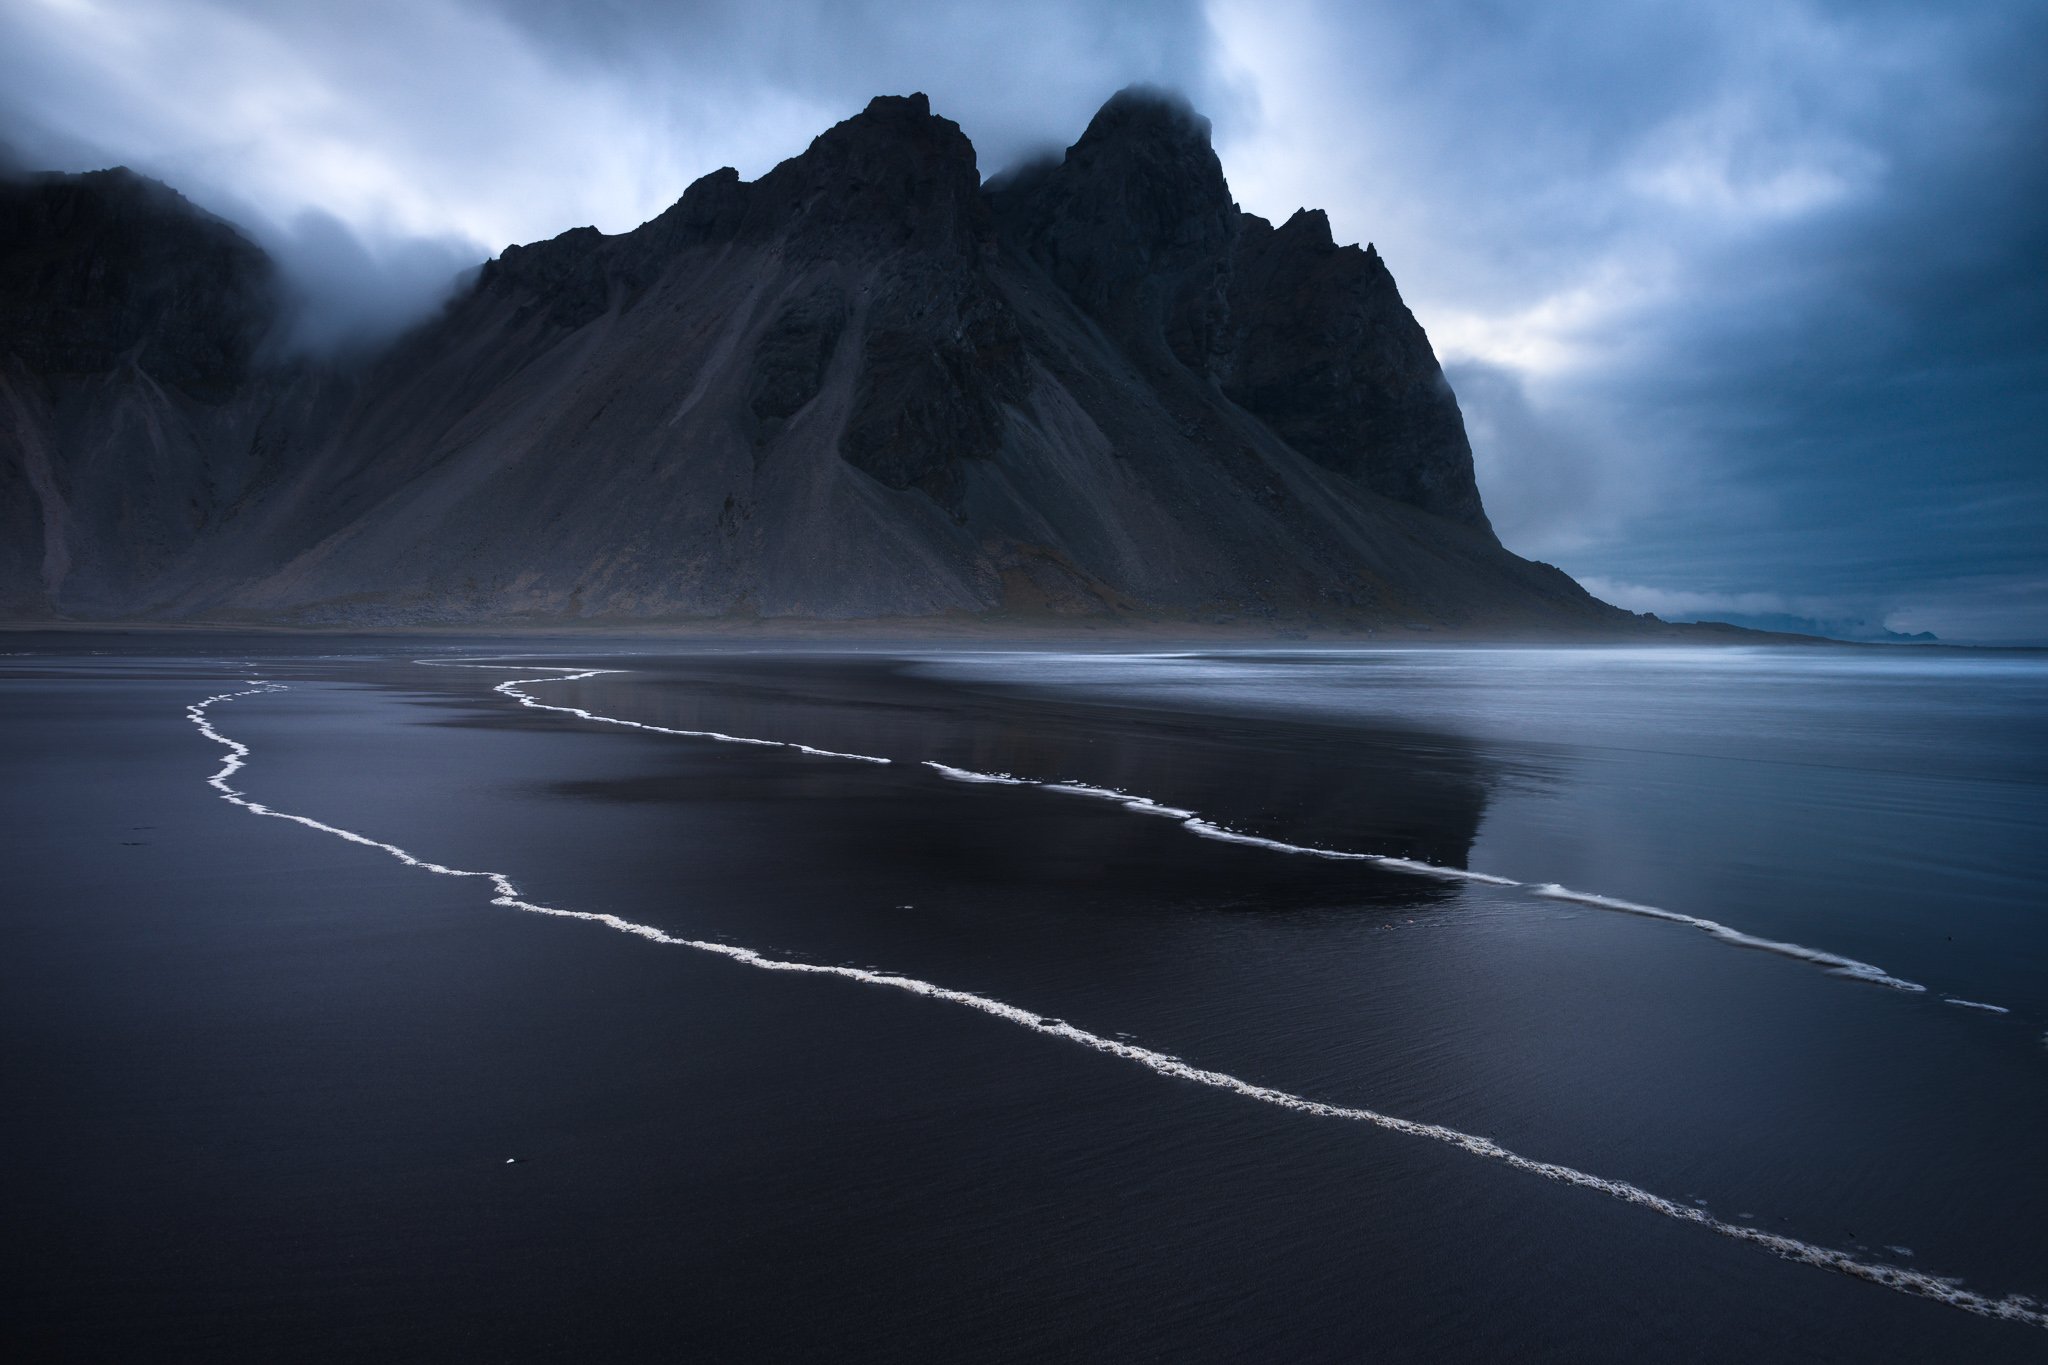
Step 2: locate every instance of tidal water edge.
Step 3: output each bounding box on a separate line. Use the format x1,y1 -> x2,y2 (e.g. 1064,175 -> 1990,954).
3,638 -> 2044,1361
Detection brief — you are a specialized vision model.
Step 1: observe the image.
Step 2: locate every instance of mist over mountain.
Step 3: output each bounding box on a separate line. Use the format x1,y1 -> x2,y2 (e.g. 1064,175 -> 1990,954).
1677,614 -> 1937,645
0,89 -> 1641,631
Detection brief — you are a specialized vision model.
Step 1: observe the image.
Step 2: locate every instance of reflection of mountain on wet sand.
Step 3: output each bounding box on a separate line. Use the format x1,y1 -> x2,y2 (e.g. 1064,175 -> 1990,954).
440,653 -> 1525,918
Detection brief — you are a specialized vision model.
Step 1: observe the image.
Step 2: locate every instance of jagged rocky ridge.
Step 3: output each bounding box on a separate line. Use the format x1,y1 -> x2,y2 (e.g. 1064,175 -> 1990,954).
0,89 -> 1634,629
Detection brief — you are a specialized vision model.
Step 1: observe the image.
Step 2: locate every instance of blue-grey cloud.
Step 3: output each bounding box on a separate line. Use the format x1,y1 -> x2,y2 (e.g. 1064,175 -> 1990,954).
0,0 -> 2040,638
1214,0 -> 2048,641
1442,359 -> 1647,559
0,0 -> 1223,348
249,207 -> 480,355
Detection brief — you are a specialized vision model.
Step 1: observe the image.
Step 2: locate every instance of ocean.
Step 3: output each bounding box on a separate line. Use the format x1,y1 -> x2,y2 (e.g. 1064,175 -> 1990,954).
4,637 -> 2044,1361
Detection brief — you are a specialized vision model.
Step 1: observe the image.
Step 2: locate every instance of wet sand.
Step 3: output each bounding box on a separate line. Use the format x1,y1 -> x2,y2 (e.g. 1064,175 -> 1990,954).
3,639 -> 2044,1361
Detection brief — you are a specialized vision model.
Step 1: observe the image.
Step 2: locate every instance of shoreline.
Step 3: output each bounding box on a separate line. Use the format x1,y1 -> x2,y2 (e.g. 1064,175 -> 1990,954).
0,614 -> 1854,649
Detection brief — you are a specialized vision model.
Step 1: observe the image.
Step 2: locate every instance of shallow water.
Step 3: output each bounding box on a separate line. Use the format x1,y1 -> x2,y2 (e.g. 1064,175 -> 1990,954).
3,638 -> 2044,1361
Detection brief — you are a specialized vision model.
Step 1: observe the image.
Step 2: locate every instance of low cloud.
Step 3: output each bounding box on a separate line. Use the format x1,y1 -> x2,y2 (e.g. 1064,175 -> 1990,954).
1446,360 -> 1643,559
247,208 -> 479,355
1,0 -> 2041,637
1212,0 -> 2048,642
1576,576 -> 1855,623
0,0 -> 1222,356
1884,575 -> 2048,646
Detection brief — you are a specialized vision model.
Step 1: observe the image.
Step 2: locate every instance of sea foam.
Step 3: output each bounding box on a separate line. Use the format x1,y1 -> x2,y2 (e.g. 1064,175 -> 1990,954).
420,660 -> 890,764
1527,885 -> 1928,993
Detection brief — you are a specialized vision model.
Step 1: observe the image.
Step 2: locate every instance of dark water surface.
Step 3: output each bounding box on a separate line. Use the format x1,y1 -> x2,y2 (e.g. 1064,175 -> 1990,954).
3,637 -> 2044,1362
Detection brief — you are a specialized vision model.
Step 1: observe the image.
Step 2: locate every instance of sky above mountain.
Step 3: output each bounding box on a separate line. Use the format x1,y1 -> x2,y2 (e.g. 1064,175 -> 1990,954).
4,0 -> 2042,640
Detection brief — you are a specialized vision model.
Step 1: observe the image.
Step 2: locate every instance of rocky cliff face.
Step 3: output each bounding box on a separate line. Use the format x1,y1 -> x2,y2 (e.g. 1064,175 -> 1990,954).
0,168 -> 276,400
992,89 -> 1240,372
1220,209 -> 1489,529
994,88 -> 1487,529
0,168 -> 287,616
0,89 -> 1625,631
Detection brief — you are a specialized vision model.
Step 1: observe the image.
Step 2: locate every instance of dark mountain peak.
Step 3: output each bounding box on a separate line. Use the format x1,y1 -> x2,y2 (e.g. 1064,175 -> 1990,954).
11,164 -> 235,237
1054,84 -> 1232,227
849,91 -> 935,129
706,91 -> 991,261
986,91 -> 1489,530
994,86 -> 1237,361
483,94 -> 992,329
1219,210 -> 1490,530
799,91 -> 965,170
674,165 -> 745,225
621,165 -> 747,265
624,96 -> 983,266
509,223 -> 603,255
0,164 -> 275,401
1276,207 -> 1334,249
0,95 -> 1625,629
78,164 -> 146,186
42,163 -> 152,196
479,223 -> 613,327
1072,85 -> 1214,158
1271,211 -> 1390,279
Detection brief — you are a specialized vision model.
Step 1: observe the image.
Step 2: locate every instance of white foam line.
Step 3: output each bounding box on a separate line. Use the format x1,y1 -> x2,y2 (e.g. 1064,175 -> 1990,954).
925,762 -> 1031,786
1370,854 -> 1520,886
1042,780 -> 1198,820
188,681 -> 2047,1332
414,661 -> 890,765
925,761 -> 1517,885
1943,998 -> 2011,1014
420,660 -> 1934,1004
1529,885 -> 1928,993
933,750 -> 1953,999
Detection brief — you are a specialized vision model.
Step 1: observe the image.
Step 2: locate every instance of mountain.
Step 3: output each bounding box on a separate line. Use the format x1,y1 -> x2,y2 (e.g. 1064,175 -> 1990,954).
0,89 -> 1640,631
1681,613 -> 1937,643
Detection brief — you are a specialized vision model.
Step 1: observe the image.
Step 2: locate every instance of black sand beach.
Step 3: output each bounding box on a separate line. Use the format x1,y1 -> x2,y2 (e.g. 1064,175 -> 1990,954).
4,637 -> 2045,1361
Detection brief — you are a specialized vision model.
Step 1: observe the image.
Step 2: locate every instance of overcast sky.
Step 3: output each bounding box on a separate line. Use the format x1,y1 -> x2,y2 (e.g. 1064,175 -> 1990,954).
4,0 -> 2043,640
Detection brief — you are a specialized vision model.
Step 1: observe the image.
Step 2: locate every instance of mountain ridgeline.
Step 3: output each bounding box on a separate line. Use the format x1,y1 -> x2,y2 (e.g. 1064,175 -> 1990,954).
0,89 -> 1633,630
